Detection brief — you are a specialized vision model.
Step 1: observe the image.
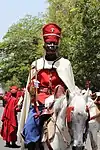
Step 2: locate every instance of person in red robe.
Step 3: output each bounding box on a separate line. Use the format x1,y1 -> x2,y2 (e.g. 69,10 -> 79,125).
1,86 -> 21,148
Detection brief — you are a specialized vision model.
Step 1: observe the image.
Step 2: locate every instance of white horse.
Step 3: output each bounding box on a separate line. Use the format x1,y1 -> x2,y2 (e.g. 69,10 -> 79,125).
67,90 -> 89,150
85,97 -> 99,150
81,90 -> 100,150
43,87 -> 90,150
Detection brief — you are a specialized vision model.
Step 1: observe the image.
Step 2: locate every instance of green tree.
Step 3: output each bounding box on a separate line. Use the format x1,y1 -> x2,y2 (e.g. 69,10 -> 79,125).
0,15 -> 44,89
46,0 -> 100,89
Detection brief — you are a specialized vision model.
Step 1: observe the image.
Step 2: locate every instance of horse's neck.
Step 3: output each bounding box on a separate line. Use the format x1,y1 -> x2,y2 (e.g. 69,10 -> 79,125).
53,106 -> 71,150
56,106 -> 66,128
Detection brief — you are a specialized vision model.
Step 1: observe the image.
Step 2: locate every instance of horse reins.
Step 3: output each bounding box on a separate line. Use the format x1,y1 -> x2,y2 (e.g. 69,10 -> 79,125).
47,116 -> 71,150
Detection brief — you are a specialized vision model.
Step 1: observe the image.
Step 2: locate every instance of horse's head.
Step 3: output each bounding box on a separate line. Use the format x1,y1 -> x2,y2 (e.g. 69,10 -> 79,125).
67,90 -> 89,150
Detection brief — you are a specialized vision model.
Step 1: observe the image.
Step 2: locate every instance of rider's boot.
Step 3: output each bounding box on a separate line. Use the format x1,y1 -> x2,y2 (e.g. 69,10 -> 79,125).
38,141 -> 44,150
27,142 -> 36,150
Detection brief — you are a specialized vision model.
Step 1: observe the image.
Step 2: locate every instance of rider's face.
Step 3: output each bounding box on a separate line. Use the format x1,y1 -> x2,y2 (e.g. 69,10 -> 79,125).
44,42 -> 59,54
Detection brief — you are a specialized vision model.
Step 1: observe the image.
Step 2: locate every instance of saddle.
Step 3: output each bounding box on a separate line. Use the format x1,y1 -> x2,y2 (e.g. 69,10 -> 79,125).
41,110 -> 55,143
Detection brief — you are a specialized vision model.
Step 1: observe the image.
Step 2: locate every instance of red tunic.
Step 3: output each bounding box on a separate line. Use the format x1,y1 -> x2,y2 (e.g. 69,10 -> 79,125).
1,96 -> 19,142
28,68 -> 66,104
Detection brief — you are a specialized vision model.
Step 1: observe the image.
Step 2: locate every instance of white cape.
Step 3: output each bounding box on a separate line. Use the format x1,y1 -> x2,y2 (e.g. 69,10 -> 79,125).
17,57 -> 76,142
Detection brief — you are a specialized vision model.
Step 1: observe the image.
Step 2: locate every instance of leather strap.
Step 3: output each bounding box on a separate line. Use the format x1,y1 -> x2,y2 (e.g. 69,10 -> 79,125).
46,139 -> 53,150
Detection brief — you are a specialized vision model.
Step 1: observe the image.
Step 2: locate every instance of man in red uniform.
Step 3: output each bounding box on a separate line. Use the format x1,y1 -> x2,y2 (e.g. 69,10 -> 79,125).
1,86 -> 20,148
18,23 -> 76,150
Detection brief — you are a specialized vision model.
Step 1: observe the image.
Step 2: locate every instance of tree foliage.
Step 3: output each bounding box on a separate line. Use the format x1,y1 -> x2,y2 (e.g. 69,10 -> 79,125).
46,0 -> 100,90
0,0 -> 100,90
0,15 -> 44,89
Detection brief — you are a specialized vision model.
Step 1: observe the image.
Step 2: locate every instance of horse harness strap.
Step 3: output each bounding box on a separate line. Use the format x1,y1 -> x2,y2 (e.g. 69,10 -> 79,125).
51,117 -> 70,148
43,116 -> 70,150
46,139 -> 53,150
42,119 -> 53,150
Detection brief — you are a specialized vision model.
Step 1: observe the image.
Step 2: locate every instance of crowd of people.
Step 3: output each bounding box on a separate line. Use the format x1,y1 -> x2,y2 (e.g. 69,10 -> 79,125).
0,23 -> 100,150
0,86 -> 24,148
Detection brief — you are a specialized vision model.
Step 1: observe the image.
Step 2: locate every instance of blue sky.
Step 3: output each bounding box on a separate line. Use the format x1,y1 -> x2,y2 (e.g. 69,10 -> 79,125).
0,0 -> 48,41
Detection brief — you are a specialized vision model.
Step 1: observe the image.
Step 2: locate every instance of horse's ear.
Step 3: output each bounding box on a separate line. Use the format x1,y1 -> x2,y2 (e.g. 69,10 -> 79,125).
83,88 -> 89,103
